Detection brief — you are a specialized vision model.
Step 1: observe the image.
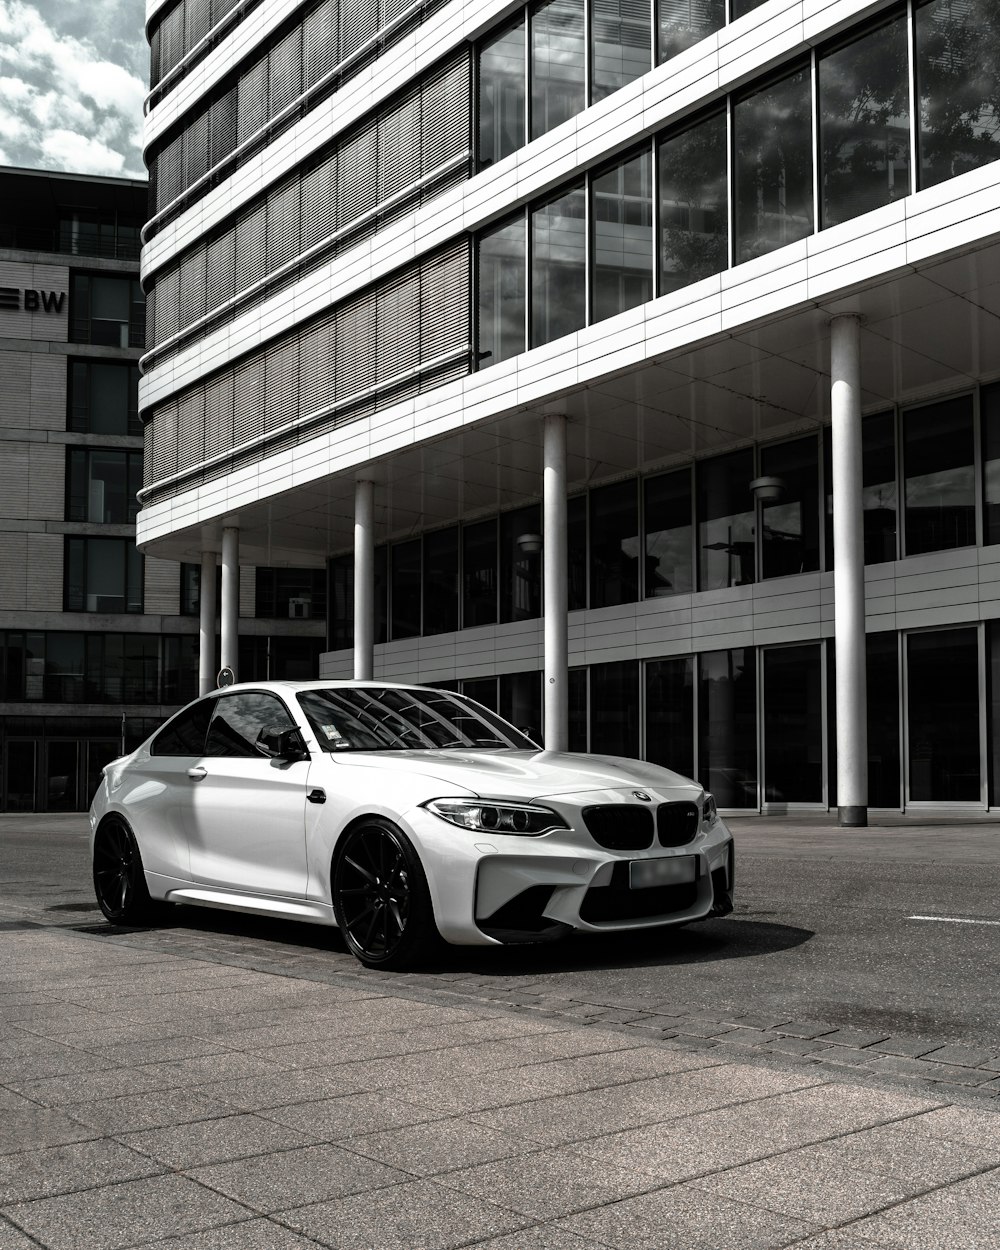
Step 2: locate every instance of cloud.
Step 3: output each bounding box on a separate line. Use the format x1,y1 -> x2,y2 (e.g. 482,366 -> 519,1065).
0,0 -> 147,180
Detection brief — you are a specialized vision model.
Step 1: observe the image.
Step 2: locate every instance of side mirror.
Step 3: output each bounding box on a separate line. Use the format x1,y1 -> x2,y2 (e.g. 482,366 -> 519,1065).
255,726 -> 308,762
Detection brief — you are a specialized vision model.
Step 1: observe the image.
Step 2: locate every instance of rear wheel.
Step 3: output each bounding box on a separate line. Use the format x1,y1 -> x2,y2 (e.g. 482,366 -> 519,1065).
332,819 -> 438,970
93,818 -> 156,925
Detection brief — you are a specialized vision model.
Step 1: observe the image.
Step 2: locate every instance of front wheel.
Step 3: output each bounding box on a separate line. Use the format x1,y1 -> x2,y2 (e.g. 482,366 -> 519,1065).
93,818 -> 156,925
332,820 -> 439,970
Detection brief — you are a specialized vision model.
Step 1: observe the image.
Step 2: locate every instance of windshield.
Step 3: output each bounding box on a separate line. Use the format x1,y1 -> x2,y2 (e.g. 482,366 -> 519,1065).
296,686 -> 540,752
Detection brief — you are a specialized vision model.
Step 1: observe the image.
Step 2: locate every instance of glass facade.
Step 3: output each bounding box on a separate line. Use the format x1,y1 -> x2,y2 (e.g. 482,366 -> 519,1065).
68,361 -> 141,435
759,436 -> 819,580
644,468 -> 693,597
903,396 -> 975,555
66,449 -> 143,525
479,20 -> 526,168
69,275 -> 145,348
763,644 -> 823,802
658,111 -> 728,294
697,448 -> 755,590
907,628 -> 980,801
645,655 -> 694,777
500,506 -> 542,622
592,150 -> 653,323
478,216 -> 526,366
64,538 -> 143,615
531,0 -> 586,139
659,0 -> 723,65
531,187 -> 587,347
590,660 -> 640,757
589,480 -> 640,608
592,0 -> 650,103
699,647 -> 757,808
254,568 -> 327,620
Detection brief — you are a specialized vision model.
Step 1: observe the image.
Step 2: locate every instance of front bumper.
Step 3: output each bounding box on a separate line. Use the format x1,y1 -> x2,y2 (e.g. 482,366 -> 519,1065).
404,793 -> 734,946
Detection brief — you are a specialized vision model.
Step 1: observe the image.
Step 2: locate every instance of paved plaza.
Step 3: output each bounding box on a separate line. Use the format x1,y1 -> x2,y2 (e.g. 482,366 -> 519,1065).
0,815 -> 998,1249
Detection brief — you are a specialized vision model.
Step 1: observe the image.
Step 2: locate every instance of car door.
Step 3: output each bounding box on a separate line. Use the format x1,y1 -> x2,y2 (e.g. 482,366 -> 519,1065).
185,690 -> 311,898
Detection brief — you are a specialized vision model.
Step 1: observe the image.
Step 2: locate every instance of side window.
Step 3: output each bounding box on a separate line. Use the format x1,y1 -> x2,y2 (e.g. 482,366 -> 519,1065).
205,692 -> 296,757
150,701 -> 212,756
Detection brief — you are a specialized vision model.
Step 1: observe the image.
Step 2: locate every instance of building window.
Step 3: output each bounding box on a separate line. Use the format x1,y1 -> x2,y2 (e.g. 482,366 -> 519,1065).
531,0 -> 585,140
697,449 -> 756,590
463,520 -> 498,627
66,449 -> 143,524
902,395 -> 976,555
699,647 -> 757,808
500,506 -> 542,622
589,479 -> 640,608
645,656 -> 694,777
423,528 -> 459,636
590,660 -> 640,757
327,555 -> 353,650
644,468 -> 693,597
390,540 -> 422,640
64,538 -> 143,614
658,110 -> 728,295
255,568 -> 327,620
759,435 -> 820,579
479,18 -> 526,167
531,186 -> 587,348
659,0 -> 723,65
824,412 -> 899,569
70,275 -> 145,348
591,0 -> 650,103
477,215 -> 526,367
916,0 -> 1000,191
591,149 -> 653,324
981,382 -> 1000,546
763,644 -> 823,802
819,13 -> 911,229
68,361 -> 141,435
499,670 -> 542,741
568,495 -> 588,610
733,65 -> 814,263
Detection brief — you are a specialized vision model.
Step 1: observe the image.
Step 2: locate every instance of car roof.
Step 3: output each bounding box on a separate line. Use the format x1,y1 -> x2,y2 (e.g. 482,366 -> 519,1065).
204,679 -> 442,696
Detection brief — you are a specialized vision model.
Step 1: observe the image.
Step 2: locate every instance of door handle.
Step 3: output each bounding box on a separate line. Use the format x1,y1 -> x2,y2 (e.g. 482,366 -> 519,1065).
307,788 -> 326,804
187,766 -> 207,781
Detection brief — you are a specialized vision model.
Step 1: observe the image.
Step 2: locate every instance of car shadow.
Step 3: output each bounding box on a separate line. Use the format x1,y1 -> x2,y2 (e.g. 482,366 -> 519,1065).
76,905 -> 813,976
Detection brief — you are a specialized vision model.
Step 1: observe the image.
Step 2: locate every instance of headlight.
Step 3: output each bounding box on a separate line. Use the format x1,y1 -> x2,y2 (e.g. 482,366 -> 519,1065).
702,793 -> 718,824
424,798 -> 568,836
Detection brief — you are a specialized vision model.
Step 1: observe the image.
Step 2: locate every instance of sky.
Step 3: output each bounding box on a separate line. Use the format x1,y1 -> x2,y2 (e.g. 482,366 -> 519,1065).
0,0 -> 149,180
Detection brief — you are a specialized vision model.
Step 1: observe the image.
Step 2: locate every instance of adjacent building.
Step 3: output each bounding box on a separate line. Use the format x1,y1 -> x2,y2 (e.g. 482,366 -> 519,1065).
137,0 -> 1000,816
0,166 -> 324,811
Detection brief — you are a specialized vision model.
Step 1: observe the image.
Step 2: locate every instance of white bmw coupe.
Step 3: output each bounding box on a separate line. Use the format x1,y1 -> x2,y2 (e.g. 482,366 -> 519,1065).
90,681 -> 735,969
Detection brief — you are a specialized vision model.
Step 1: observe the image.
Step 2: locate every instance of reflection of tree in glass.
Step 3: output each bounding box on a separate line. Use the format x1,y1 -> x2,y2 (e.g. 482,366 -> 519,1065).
820,17 -> 910,227
917,0 -> 1000,188
659,113 -> 727,292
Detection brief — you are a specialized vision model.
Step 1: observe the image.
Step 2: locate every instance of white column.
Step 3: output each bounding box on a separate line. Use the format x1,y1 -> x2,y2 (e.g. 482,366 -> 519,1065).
543,414 -> 568,752
831,315 -> 867,827
220,526 -> 239,678
198,550 -> 217,696
354,479 -> 375,681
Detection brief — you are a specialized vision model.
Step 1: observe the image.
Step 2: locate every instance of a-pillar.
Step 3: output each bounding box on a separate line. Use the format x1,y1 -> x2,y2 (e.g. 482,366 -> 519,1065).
354,479 -> 375,681
830,314 -> 868,827
198,550 -> 217,695
543,414 -> 568,752
220,526 -> 240,678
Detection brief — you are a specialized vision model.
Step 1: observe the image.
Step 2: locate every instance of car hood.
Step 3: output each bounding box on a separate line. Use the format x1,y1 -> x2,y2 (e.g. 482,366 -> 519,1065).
324,748 -> 699,801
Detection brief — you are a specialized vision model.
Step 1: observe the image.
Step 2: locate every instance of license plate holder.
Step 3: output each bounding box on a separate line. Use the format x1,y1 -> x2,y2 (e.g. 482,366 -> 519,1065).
629,855 -> 697,889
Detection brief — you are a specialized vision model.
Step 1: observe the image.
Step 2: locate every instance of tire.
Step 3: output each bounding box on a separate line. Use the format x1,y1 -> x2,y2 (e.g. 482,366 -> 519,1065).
332,819 -> 439,970
92,818 -> 157,925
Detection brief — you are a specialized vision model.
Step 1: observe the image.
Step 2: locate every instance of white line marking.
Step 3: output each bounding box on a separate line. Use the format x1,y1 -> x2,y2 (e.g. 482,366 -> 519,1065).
908,915 -> 1000,926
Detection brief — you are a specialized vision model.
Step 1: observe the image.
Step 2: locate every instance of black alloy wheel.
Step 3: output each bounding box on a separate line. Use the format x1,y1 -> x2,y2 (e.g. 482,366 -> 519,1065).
332,819 -> 437,969
92,819 -> 155,925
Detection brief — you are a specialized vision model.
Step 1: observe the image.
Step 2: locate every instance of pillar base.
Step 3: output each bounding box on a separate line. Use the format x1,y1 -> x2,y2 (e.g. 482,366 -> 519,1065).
838,805 -> 868,828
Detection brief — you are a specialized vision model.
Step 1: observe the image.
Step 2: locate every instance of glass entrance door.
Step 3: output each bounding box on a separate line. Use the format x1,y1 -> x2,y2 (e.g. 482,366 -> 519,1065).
4,741 -> 37,811
906,627 -> 983,804
762,643 -> 824,805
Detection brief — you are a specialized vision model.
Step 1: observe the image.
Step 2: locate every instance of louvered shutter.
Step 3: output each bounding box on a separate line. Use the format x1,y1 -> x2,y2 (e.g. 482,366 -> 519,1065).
420,242 -> 471,369
233,356 -> 265,446
376,271 -> 420,383
303,0 -> 338,88
185,0 -> 212,52
176,389 -> 206,470
209,87 -> 238,167
268,25 -> 302,119
298,315 -> 336,418
340,0 -> 378,61
155,133 -> 184,211
378,89 -> 421,202
421,53 -> 471,180
237,57 -> 269,146
380,0 -> 412,26
153,266 -> 181,345
334,292 -> 376,403
266,178 -> 301,274
145,287 -> 156,347
300,152 -> 337,250
158,3 -> 185,79
234,202 -> 267,294
178,248 -> 207,329
264,338 -> 299,432
151,401 -> 179,482
204,371 -> 235,458
337,127 -> 377,231
206,230 -> 236,312
150,25 -> 163,88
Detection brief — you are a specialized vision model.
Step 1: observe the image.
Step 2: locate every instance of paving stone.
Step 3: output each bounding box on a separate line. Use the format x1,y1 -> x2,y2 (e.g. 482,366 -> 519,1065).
902,1106 -> 1000,1148
195,1067 -> 363,1112
122,1112 -> 321,1168
865,1035 -> 941,1059
0,1104 -> 98,1156
1,1173 -> 249,1250
555,1182 -> 820,1249
283,1177 -> 532,1248
62,1088 -> 231,1134
0,1213 -> 42,1250
0,1139 -> 163,1205
261,1090 -> 446,1141
341,1115 -> 534,1176
125,1216 -> 334,1249
471,1227 -> 611,1250
843,1168 -> 1000,1249
919,1044 -> 996,1069
788,1126 -> 1000,1189
773,1021 -> 838,1040
764,1037 -> 836,1058
813,1028 -> 891,1049
187,1143 -> 410,1212
777,1230 -> 908,1249
865,1054 -> 996,1087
